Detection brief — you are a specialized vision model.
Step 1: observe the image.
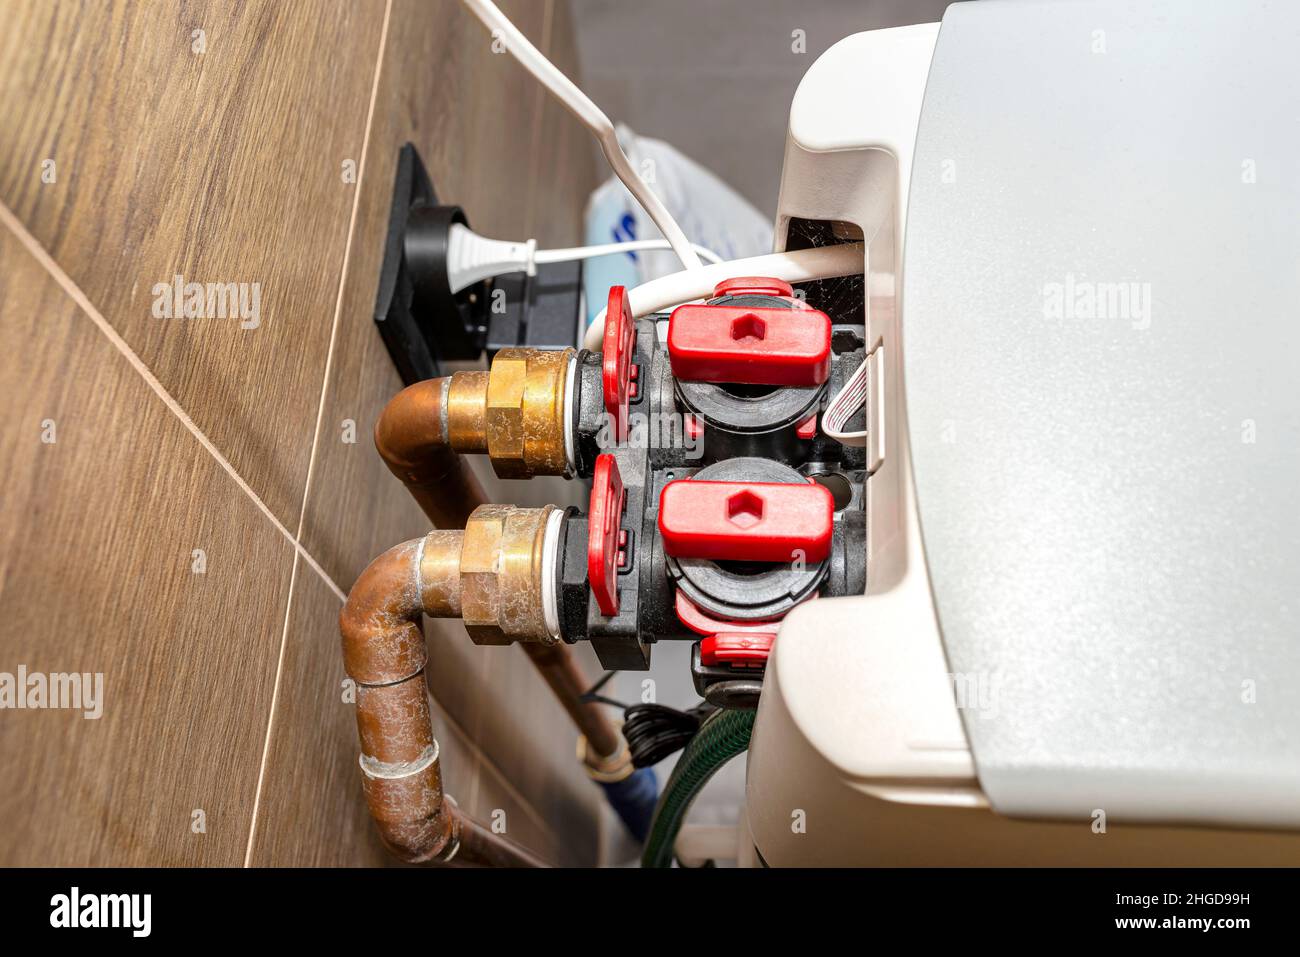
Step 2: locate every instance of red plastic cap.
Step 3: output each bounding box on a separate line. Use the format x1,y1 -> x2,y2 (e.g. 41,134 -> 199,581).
602,286 -> 635,442
658,480 -> 833,564
587,454 -> 626,616
713,276 -> 795,299
667,304 -> 830,386
700,633 -> 774,668
795,413 -> 817,440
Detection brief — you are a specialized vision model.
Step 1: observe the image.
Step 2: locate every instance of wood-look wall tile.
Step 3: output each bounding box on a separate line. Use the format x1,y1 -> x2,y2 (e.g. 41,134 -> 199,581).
251,0 -> 605,866
0,223 -> 292,866
0,0 -> 387,528
467,743 -> 567,867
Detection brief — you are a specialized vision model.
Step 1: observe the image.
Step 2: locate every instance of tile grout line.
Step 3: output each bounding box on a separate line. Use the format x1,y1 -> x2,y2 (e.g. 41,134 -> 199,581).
0,198 -> 346,604
242,0 -> 393,868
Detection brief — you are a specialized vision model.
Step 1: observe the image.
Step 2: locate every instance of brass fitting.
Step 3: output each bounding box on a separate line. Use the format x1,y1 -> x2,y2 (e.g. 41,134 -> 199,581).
484,347 -> 573,478
375,349 -> 574,523
445,370 -> 490,454
459,504 -> 559,645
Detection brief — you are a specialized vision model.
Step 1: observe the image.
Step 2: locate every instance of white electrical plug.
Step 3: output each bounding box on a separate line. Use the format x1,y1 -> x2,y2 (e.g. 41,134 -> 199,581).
445,222 -> 727,295
445,223 -> 537,294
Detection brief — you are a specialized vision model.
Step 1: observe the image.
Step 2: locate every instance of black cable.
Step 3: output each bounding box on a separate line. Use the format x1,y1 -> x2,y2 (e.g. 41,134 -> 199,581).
622,700 -> 716,768
580,669 -> 716,768
581,692 -> 628,709
581,670 -> 620,703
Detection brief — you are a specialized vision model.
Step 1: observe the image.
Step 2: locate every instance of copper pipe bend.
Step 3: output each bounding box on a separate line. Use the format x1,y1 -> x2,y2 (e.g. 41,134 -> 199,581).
340,533 -> 544,867
374,378 -> 487,531
374,349 -> 575,527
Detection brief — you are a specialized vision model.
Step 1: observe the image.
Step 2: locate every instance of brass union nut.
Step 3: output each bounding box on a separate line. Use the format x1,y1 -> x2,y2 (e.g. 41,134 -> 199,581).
458,504 -> 555,646
485,348 -> 573,479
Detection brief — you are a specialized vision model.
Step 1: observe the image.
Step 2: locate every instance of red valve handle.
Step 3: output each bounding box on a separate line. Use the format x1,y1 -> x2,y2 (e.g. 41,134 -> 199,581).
587,453 -> 626,617
673,593 -> 785,668
701,633 -> 775,668
674,591 -> 782,636
658,479 -> 834,564
601,286 -> 635,443
667,303 -> 831,387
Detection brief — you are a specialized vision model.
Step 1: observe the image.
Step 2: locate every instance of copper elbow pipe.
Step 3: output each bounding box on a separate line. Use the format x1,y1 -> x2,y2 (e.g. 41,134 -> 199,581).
375,378 -> 488,530
374,349 -> 575,521
340,534 -> 545,867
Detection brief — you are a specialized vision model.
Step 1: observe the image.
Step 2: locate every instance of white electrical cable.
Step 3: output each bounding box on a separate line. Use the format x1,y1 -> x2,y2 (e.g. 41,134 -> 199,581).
461,0 -> 703,272
445,224 -> 724,294
581,242 -> 866,351
534,240 -> 725,267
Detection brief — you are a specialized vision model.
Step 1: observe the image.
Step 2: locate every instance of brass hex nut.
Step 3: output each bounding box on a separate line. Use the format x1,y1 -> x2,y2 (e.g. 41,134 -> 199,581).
485,348 -> 573,479
458,504 -> 555,645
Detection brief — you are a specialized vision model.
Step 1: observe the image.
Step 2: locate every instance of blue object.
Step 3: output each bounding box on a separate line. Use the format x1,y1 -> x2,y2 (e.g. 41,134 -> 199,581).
582,194 -> 641,327
599,766 -> 659,842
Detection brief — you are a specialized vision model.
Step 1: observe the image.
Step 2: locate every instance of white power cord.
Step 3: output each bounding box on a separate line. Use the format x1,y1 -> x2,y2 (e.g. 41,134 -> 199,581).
581,242 -> 865,351
445,224 -> 722,295
537,240 -> 724,267
461,0 -> 703,272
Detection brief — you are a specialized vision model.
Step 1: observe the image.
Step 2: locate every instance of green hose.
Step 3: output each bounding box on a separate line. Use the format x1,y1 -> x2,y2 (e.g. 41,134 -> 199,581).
641,707 -> 755,868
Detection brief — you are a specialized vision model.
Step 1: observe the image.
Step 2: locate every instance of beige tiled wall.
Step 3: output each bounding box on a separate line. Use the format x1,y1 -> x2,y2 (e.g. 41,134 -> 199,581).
0,0 -> 602,867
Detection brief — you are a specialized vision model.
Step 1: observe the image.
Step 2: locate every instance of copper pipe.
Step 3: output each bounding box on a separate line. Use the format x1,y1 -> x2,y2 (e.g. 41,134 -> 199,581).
456,813 -> 548,868
375,370 -> 628,770
374,378 -> 486,530
446,371 -> 489,453
340,535 -> 546,867
522,643 -> 622,762
375,349 -> 575,517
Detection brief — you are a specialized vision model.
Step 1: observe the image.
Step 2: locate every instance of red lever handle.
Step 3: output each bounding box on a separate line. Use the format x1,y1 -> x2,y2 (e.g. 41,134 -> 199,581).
602,286 -> 635,442
712,276 -> 796,299
587,454 -> 626,616
658,480 -> 833,564
667,303 -> 830,387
